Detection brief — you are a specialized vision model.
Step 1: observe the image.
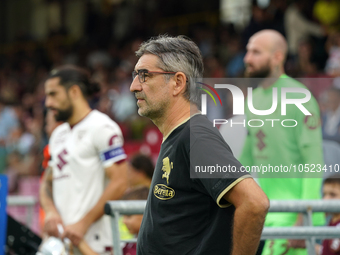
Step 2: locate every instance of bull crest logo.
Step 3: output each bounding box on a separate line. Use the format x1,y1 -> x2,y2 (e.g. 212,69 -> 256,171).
162,157 -> 173,185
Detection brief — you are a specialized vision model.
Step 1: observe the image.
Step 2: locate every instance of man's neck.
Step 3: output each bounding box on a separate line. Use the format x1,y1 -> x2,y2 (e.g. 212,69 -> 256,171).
67,102 -> 92,126
153,100 -> 199,138
261,69 -> 285,89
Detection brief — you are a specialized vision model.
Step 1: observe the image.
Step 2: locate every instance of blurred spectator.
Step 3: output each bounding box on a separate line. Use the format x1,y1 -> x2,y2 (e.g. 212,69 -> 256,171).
128,154 -> 154,188
325,32 -> 340,76
318,174 -> 340,255
242,0 -> 286,48
204,56 -> 225,78
322,140 -> 340,178
285,0 -> 324,56
86,46 -> 112,70
297,39 -> 319,76
193,27 -> 216,58
313,0 -> 340,32
225,37 -> 246,77
109,65 -> 137,123
5,151 -> 22,194
6,122 -> 35,156
321,87 -> 340,143
0,98 -> 19,173
121,186 -> 150,255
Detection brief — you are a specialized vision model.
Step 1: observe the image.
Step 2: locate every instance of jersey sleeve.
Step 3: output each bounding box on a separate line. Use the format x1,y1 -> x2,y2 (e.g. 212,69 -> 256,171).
190,126 -> 252,208
293,96 -> 323,149
93,120 -> 127,168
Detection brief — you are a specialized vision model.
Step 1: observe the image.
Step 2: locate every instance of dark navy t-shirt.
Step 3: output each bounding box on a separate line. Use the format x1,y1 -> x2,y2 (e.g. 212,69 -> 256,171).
137,114 -> 251,255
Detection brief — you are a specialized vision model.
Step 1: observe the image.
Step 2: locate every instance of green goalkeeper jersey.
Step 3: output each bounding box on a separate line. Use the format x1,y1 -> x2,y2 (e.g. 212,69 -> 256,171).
239,74 -> 324,226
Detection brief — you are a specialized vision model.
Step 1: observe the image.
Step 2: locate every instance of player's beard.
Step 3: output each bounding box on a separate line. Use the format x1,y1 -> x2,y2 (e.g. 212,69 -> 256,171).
53,105 -> 73,122
245,62 -> 271,78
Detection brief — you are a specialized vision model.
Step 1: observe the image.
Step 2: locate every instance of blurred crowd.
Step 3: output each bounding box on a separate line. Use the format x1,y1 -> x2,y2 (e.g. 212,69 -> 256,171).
1,0 -> 340,189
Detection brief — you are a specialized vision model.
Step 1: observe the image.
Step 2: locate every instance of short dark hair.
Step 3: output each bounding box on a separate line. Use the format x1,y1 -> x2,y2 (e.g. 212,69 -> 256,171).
324,174 -> 340,186
121,186 -> 149,200
48,65 -> 100,97
136,35 -> 204,106
130,154 -> 154,179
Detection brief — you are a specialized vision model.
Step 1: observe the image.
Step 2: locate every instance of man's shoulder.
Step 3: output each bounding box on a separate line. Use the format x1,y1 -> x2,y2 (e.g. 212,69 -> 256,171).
166,114 -> 221,147
51,123 -> 69,137
252,75 -> 307,91
277,75 -> 310,91
190,114 -> 219,134
279,76 -> 320,108
87,110 -> 115,124
188,114 -> 225,145
82,110 -> 121,130
49,123 -> 69,148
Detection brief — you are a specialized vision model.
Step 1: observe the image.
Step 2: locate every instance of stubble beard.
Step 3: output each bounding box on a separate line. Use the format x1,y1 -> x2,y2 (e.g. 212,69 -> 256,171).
53,105 -> 73,122
138,97 -> 170,121
245,62 -> 271,78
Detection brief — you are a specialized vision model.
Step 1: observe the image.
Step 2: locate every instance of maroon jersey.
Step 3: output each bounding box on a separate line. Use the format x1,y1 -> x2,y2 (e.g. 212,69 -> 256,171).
322,219 -> 340,255
123,242 -> 136,255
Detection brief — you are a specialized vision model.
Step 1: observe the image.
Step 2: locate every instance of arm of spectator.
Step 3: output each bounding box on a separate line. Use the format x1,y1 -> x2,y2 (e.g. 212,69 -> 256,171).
39,166 -> 63,237
288,214 -> 306,248
293,5 -> 325,36
315,243 -> 322,255
63,161 -> 128,246
78,240 -> 99,255
223,178 -> 269,255
301,19 -> 325,37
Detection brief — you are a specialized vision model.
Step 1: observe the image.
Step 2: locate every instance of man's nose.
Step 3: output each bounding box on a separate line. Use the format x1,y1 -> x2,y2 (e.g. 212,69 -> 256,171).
243,52 -> 251,64
130,76 -> 142,92
45,96 -> 52,108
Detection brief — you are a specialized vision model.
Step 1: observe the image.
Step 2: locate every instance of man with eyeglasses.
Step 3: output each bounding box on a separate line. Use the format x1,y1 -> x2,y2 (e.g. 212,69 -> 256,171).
130,35 -> 269,255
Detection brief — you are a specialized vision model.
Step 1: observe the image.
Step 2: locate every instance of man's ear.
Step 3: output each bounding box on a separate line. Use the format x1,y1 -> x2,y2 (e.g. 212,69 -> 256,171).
273,50 -> 284,66
172,72 -> 187,97
68,84 -> 82,100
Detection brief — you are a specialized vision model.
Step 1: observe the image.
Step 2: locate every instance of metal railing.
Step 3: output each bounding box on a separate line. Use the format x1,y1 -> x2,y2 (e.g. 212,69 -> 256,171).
7,195 -> 37,228
105,200 -> 340,255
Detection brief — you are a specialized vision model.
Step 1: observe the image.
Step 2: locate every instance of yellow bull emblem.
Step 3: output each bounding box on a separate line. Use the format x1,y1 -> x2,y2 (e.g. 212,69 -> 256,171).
162,157 -> 173,185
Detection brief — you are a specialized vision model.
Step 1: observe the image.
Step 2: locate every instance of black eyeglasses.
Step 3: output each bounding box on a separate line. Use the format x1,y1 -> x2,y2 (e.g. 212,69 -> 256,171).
132,70 -> 177,83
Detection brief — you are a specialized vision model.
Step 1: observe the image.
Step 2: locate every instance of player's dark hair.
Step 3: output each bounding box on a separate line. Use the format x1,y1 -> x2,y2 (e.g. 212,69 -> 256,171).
47,65 -> 100,97
324,174 -> 340,186
121,186 -> 149,200
130,154 -> 154,179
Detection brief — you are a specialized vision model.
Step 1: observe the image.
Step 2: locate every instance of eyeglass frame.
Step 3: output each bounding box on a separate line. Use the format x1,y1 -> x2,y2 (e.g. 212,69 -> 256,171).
132,69 -> 177,83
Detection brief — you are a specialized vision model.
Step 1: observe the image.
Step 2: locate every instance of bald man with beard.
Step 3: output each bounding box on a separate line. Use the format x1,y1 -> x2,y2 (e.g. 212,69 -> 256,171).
244,29 -> 288,79
240,30 -> 325,255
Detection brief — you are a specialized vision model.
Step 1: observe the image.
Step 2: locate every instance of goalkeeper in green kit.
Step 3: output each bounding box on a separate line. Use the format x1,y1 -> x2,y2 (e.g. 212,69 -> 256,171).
240,30 -> 324,255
